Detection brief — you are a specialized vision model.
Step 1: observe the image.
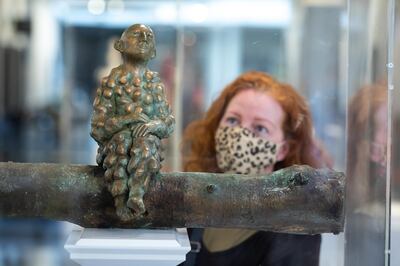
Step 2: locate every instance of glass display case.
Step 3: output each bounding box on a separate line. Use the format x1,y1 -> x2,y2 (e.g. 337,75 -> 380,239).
0,0 -> 398,265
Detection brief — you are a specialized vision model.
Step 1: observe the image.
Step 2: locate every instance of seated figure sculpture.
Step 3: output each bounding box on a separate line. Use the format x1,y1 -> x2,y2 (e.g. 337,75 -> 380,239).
90,24 -> 175,221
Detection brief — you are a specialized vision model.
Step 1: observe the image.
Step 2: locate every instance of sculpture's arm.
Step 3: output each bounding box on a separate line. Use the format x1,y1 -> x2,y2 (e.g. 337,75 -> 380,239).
144,113 -> 175,139
129,103 -> 174,139
103,113 -> 150,136
91,73 -> 151,142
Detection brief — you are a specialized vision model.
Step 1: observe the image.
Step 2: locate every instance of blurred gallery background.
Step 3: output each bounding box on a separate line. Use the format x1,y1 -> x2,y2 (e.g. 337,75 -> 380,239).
0,0 -> 400,265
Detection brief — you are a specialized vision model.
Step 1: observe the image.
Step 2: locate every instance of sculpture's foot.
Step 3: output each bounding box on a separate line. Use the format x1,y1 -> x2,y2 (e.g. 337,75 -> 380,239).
127,195 -> 146,216
115,195 -> 134,222
116,205 -> 135,222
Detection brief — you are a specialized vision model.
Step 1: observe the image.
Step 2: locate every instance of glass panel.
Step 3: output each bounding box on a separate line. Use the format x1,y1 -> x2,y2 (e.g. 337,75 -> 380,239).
0,0 -> 397,265
345,0 -> 390,265
391,0 -> 400,265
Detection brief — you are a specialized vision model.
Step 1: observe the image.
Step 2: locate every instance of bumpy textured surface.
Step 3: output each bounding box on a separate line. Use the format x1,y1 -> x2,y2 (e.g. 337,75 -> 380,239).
0,162 -> 345,233
90,24 -> 175,221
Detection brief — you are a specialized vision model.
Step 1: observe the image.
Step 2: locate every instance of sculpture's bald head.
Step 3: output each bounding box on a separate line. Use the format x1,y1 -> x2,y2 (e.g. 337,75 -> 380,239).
114,24 -> 156,61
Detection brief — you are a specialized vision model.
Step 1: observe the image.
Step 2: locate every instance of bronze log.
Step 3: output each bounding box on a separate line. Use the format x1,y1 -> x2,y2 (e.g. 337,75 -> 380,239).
0,162 -> 344,234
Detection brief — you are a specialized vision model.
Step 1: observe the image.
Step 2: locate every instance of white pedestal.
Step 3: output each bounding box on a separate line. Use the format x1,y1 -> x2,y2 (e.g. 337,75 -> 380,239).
64,228 -> 190,266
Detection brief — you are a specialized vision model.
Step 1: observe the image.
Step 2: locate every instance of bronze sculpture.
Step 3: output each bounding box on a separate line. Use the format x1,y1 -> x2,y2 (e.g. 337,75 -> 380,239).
90,24 -> 175,221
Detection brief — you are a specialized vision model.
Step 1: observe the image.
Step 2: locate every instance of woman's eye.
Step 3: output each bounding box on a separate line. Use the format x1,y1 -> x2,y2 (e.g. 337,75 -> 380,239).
225,117 -> 238,125
254,125 -> 269,135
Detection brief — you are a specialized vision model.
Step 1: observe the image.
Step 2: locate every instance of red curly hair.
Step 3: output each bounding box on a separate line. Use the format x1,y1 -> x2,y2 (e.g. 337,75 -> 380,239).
346,82 -> 387,207
182,71 -> 321,172
347,82 -> 387,177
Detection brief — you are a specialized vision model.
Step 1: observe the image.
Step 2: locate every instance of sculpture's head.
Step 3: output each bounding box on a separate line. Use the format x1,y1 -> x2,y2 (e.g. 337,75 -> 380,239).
114,24 -> 156,61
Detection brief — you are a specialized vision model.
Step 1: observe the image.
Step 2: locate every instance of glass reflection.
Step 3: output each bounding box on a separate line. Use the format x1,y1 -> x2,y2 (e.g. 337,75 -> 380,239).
1,0 -> 397,265
345,83 -> 387,266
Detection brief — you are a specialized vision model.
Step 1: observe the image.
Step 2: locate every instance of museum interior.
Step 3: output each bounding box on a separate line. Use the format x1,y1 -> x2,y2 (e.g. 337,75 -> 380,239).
0,0 -> 399,265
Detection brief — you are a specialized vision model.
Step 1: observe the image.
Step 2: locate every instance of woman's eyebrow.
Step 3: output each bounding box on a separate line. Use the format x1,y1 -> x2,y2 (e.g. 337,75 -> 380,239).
254,117 -> 277,129
225,110 -> 241,118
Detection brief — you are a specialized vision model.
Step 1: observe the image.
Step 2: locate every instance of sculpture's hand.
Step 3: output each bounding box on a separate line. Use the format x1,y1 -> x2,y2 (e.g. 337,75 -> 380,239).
135,113 -> 151,124
104,113 -> 150,136
146,120 -> 165,137
130,119 -> 167,138
125,113 -> 151,126
130,123 -> 149,138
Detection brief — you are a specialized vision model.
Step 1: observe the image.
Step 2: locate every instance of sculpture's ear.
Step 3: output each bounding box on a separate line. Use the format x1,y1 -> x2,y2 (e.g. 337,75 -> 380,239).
151,48 -> 156,59
114,39 -> 125,53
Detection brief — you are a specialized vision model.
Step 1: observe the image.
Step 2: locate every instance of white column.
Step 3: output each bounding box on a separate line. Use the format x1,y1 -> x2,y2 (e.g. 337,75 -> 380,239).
65,228 -> 190,266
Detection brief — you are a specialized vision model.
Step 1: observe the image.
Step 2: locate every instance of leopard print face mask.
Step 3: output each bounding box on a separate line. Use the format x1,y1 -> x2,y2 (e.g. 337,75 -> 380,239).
215,126 -> 281,175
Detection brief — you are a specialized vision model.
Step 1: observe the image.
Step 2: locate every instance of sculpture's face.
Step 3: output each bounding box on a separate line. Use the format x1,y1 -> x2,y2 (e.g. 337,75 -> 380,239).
120,24 -> 155,60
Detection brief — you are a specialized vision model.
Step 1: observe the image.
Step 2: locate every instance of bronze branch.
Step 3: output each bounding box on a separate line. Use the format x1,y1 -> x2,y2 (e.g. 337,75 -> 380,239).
0,162 -> 344,234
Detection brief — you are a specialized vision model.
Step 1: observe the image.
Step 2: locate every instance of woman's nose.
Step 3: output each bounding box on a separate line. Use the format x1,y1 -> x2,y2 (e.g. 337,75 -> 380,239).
239,123 -> 257,136
240,122 -> 252,131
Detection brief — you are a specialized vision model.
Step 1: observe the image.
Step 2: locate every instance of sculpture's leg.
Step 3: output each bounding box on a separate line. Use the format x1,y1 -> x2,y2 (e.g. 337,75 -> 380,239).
127,175 -> 146,216
114,194 -> 134,222
126,135 -> 160,217
102,131 -> 135,221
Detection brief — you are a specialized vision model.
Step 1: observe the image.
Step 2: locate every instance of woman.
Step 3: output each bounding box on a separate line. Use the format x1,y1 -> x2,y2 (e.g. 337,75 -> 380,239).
182,71 -> 325,266
347,82 -> 387,207
345,82 -> 387,266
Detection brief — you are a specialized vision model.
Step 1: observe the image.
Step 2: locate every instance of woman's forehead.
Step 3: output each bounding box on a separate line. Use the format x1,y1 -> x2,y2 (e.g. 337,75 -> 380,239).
227,90 -> 283,113
225,89 -> 285,125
